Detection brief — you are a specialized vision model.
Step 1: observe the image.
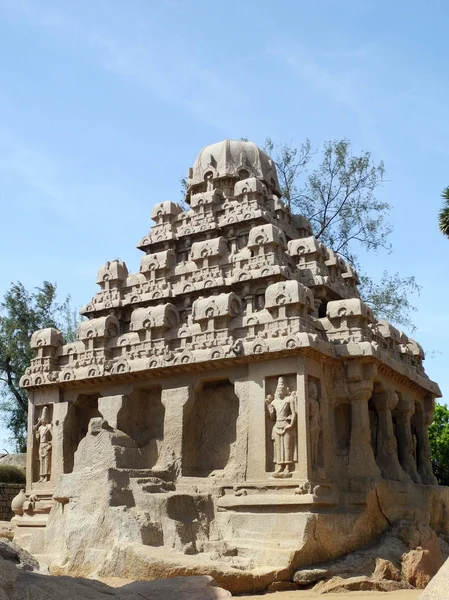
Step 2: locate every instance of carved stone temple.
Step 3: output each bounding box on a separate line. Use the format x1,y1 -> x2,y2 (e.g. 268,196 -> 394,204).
13,140 -> 448,592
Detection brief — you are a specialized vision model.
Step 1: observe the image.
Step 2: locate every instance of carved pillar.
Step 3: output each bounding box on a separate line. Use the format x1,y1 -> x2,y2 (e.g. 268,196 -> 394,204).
157,385 -> 193,475
415,406 -> 438,485
371,390 -> 408,482
394,397 -> 421,483
348,381 -> 380,479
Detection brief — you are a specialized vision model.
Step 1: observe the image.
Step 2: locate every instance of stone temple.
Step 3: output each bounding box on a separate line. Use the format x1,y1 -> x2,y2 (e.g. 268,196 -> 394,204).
13,140 -> 448,592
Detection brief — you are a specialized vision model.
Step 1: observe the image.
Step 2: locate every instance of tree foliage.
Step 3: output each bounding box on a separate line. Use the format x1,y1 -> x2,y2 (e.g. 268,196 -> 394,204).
0,282 -> 78,451
428,403 -> 449,486
439,186 -> 449,238
265,138 -> 419,331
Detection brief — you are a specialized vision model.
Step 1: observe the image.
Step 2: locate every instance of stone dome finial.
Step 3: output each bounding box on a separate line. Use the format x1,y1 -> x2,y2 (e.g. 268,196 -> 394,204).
187,139 -> 281,199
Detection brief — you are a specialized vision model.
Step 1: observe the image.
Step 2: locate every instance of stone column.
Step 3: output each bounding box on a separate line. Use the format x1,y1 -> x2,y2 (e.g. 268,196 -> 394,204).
245,371 -> 267,481
227,378 -> 250,481
50,402 -> 69,484
348,381 -> 381,479
26,395 -> 35,492
371,391 -> 408,482
415,407 -> 438,485
394,397 -> 421,483
156,385 -> 193,476
296,364 -> 308,480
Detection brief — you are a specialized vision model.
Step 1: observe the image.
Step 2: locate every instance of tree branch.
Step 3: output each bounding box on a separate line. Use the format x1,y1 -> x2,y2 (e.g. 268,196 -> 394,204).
3,357 -> 27,411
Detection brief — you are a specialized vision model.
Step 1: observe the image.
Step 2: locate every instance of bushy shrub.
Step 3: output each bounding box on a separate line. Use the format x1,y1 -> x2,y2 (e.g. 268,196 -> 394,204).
0,465 -> 26,484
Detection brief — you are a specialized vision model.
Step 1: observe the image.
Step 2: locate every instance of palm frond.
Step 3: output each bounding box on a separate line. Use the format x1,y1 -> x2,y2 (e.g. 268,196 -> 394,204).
439,186 -> 449,238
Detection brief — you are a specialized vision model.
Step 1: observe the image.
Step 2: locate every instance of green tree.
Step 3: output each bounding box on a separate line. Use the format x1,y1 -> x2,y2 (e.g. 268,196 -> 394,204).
0,282 -> 78,451
428,403 -> 449,486
439,186 -> 449,238
265,138 -> 419,331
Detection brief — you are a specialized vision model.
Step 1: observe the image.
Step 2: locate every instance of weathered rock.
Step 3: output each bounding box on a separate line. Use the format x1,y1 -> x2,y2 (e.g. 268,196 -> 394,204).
0,556 -> 231,600
0,559 -> 17,599
402,541 -> 444,588
0,523 -> 15,543
0,538 -> 39,571
293,568 -> 328,585
373,557 -> 402,581
267,581 -> 298,592
438,534 -> 449,560
420,557 -> 449,599
316,575 -> 410,594
293,519 -> 408,586
400,524 -> 444,588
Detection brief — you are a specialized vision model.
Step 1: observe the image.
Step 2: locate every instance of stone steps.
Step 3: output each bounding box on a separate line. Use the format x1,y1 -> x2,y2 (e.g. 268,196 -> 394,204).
230,538 -> 296,567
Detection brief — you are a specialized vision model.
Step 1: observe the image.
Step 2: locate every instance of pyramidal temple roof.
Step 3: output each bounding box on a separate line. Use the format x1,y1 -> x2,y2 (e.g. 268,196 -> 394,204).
21,140 -> 440,398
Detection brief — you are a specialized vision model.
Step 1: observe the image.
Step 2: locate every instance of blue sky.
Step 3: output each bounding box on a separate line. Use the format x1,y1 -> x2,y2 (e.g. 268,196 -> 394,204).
0,0 -> 448,449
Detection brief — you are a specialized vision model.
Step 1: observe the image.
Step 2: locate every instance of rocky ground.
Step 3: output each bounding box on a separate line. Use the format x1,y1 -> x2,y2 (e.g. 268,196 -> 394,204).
1,517 -> 448,598
237,592 -> 421,599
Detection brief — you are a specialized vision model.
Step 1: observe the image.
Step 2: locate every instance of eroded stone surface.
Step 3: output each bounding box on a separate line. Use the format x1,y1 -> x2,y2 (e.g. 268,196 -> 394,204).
420,557 -> 449,599
0,557 -> 231,600
12,139 -> 447,593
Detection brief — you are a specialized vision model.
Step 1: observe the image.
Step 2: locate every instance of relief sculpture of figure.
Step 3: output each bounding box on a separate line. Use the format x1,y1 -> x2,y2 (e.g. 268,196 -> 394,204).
266,377 -> 297,477
34,406 -> 53,483
308,379 -> 321,468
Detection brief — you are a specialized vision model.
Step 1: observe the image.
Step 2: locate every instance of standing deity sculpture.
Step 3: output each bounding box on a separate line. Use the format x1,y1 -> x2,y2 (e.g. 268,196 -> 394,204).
34,406 -> 53,483
266,377 -> 297,477
308,379 -> 321,468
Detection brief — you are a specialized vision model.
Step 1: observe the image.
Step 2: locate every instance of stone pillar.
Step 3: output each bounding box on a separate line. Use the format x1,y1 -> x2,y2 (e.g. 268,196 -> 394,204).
26,395 -> 35,492
394,397 -> 421,483
415,407 -> 438,485
295,364 -> 308,481
348,381 -> 380,479
156,385 -> 193,475
371,390 -> 408,482
228,378 -> 250,481
98,395 -> 129,430
50,402 -> 69,484
246,371 -> 267,481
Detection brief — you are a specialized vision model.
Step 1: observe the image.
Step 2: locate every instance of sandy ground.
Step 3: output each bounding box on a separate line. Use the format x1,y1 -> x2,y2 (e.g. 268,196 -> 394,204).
236,591 -> 421,599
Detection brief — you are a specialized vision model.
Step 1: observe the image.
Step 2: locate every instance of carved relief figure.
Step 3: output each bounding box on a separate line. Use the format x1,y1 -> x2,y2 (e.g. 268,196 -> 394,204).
34,406 -> 53,483
308,379 -> 321,468
266,377 -> 297,477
